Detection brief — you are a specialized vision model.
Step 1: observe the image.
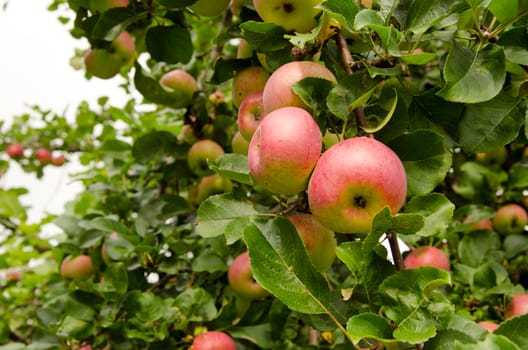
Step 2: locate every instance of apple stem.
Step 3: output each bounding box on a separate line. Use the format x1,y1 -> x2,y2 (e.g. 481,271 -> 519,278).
386,230 -> 404,271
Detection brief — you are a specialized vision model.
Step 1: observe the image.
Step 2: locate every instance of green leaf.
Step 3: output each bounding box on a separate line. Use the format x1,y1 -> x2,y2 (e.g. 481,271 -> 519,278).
437,43 -> 506,103
210,58 -> 252,85
91,8 -> 142,42
57,316 -> 94,339
82,217 -> 129,235
406,0 -> 459,34
229,324 -> 274,349
104,234 -> 136,261
173,287 -> 217,322
0,189 -> 27,220
320,0 -> 358,33
399,52 -> 438,65
132,130 -> 180,164
361,88 -> 398,133
451,162 -> 508,201
156,0 -> 197,9
455,334 -> 521,350
489,0 -> 520,24
458,92 -> 524,153
457,230 -> 501,267
503,234 -> 528,258
209,153 -> 251,185
240,21 -> 289,52
244,217 -> 331,314
347,313 -> 395,344
292,77 -> 336,115
99,263 -> 128,296
354,9 -> 385,30
423,329 -> 479,350
508,161 -> 528,188
495,314 -> 528,349
126,291 -> 167,322
146,25 -> 193,64
498,27 -> 528,65
404,193 -> 455,237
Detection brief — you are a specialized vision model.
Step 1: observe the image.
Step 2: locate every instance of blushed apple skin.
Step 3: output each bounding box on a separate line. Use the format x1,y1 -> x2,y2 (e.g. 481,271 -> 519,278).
60,255 -> 96,280
287,213 -> 337,272
477,321 -> 499,333
159,69 -> 198,109
307,137 -> 407,234
253,0 -> 324,33
248,107 -> 322,195
228,251 -> 268,300
262,61 -> 337,115
6,143 -> 24,159
492,203 -> 528,235
187,139 -> 225,177
35,148 -> 52,164
232,66 -> 269,107
403,246 -> 450,271
505,293 -> 528,319
190,331 -> 236,350
189,0 -> 230,17
84,31 -> 135,79
237,91 -> 265,142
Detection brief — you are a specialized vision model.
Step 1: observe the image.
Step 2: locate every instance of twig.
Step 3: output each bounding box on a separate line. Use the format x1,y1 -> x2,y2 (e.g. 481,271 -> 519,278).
386,230 -> 404,271
335,30 -> 355,75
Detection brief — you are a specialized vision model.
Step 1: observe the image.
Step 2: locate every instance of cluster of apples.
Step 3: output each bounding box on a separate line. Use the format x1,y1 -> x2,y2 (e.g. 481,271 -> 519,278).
5,143 -> 66,167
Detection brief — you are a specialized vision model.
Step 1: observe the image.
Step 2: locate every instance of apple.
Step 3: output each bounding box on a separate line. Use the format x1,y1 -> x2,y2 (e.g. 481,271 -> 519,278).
84,31 -> 135,80
195,174 -> 233,203
232,66 -> 269,108
475,147 -> 508,167
248,106 -> 322,195
236,39 -> 253,59
208,90 -> 225,106
286,213 -> 336,272
505,293 -> 528,319
51,154 -> 66,166
231,131 -> 250,155
88,0 -> 129,13
159,69 -> 198,109
60,255 -> 96,280
6,143 -> 24,159
403,246 -> 450,271
179,125 -> 198,145
463,218 -> 493,234
262,61 -> 337,115
189,0 -> 230,17
5,270 -> 22,282
35,148 -> 52,164
187,139 -> 225,176
228,251 -> 268,300
237,91 -> 265,141
477,321 -> 499,333
190,331 -> 236,350
231,0 -> 253,15
307,137 -> 407,234
492,203 -> 528,235
253,0 -> 324,33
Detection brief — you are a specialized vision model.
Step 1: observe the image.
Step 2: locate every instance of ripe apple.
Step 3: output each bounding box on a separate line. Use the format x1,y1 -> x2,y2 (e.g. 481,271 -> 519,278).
307,137 -> 407,234
228,251 -> 268,300
190,331 -> 236,350
248,106 -> 322,195
262,61 -> 337,115
286,213 -> 336,272
403,246 -> 450,271
88,0 -> 129,13
159,69 -> 198,109
231,131 -> 250,155
237,91 -> 265,141
51,154 -> 66,166
232,66 -> 269,108
6,143 -> 24,159
505,293 -> 528,319
84,31 -> 135,80
60,255 -> 96,280
463,218 -> 493,234
195,174 -> 233,203
492,203 -> 528,235
253,0 -> 323,33
34,148 -> 52,164
5,270 -> 22,282
189,0 -> 230,17
475,147 -> 508,167
477,321 -> 499,333
187,139 -> 225,176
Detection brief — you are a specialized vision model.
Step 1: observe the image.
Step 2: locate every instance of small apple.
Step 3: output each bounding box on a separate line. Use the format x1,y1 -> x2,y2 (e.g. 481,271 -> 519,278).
475,147 -> 508,167
51,154 -> 66,166
208,90 -> 225,106
178,125 -> 198,145
307,137 -> 407,234
84,31 -> 135,80
231,0 -> 253,15
286,213 -> 336,272
190,331 -> 236,350
88,0 -> 129,13
159,69 -> 198,109
228,251 -> 268,300
477,321 -> 499,333
248,106 -> 322,195
187,139 -> 225,176
505,293 -> 528,319
232,66 -> 269,107
5,270 -> 22,282
60,255 -> 96,280
403,246 -> 450,271
231,131 -> 250,155
253,0 -> 324,33
262,61 -> 337,115
237,91 -> 265,142
34,148 -> 52,164
492,203 -> 528,235
195,174 -> 233,203
236,38 -> 253,59
6,143 -> 24,159
189,0 -> 230,17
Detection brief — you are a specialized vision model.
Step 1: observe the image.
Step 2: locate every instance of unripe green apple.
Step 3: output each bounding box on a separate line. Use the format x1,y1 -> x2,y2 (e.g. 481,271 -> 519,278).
228,251 -> 268,300
60,255 -> 96,280
232,66 -> 269,107
187,139 -> 225,176
287,213 -> 336,272
477,321 -> 499,333
307,137 -> 407,234
248,106 -> 322,195
236,39 -> 254,59
231,0 -> 253,15
262,61 -> 337,115
190,331 -> 236,350
231,131 -> 250,155
505,293 -> 528,319
35,148 -> 52,164
88,0 -> 129,13
492,203 -> 528,235
475,147 -> 508,167
6,143 -> 24,159
403,246 -> 450,271
84,31 -> 135,80
159,69 -> 198,109
189,0 -> 230,17
237,91 -> 265,141
195,174 -> 233,203
253,0 -> 323,33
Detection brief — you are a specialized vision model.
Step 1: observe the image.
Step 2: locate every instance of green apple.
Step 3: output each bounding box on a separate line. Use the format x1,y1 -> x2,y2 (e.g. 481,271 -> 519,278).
307,137 -> 407,233
159,69 -> 198,109
475,146 -> 508,167
286,213 -> 336,272
195,174 -> 233,203
492,203 -> 528,235
403,246 -> 450,271
228,251 -> 268,300
253,0 -> 324,33
236,39 -> 254,59
88,0 -> 129,13
248,106 -> 322,195
190,331 -> 236,350
187,139 -> 225,176
231,131 -> 250,155
231,0 -> 253,15
237,91 -> 265,141
232,66 -> 269,107
189,0 -> 230,17
505,293 -> 528,319
60,255 -> 96,280
84,31 -> 136,79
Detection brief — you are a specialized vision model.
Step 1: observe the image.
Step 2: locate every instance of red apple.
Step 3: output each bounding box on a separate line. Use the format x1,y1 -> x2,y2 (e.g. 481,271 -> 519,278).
187,140 -> 225,176
237,91 -> 265,141
5,270 -> 22,282
492,203 -> 528,235
101,232 -> 119,265
307,137 -> 407,234
505,293 -> 528,319
159,69 -> 198,109
189,0 -> 230,17
477,321 -> 499,333
195,174 -> 233,203
190,331 -> 236,350
84,31 -> 135,80
34,148 -> 52,164
403,246 -> 450,271
248,106 -> 322,195
228,251 -> 268,300
6,143 -> 24,159
231,131 -> 250,155
89,0 -> 129,13
262,61 -> 337,115
232,66 -> 269,107
60,255 -> 96,280
253,0 -> 324,33
463,218 -> 493,234
51,154 -> 66,166
286,213 -> 336,272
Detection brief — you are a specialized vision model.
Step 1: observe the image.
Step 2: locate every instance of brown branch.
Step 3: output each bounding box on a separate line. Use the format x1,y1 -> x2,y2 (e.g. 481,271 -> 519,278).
335,30 -> 355,75
386,230 -> 404,271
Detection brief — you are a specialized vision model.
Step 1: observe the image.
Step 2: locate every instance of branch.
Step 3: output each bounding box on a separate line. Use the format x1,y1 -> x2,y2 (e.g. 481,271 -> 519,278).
335,30 -> 355,75
386,230 -> 404,271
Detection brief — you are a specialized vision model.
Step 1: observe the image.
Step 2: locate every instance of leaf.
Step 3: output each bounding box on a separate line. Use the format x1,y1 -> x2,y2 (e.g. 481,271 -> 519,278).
173,288 -> 217,322
503,234 -> 528,258
347,313 -> 395,344
209,154 -> 251,185
228,324 -> 274,349
451,162 -> 508,201
495,314 -> 528,349
244,217 -> 331,314
406,0 -> 460,34
399,52 -> 437,65
508,161 -> 528,188
404,193 -> 455,237
146,25 -> 193,64
98,263 -> 128,296
489,0 -> 520,24
240,21 -> 289,52
82,217 -> 129,235
437,43 -> 506,103
210,57 -> 252,85
126,291 -> 168,322
361,88 -> 398,133
292,77 -> 336,115
423,330 -> 479,350
457,230 -> 501,267
132,130 -> 180,164
498,27 -> 528,65
0,189 -> 27,220
91,8 -> 142,42
455,334 -> 521,350
458,92 -> 524,153
320,0 -> 358,33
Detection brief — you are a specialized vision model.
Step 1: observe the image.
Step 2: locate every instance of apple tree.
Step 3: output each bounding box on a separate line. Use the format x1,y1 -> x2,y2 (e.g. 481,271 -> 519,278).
1,0 -> 528,349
